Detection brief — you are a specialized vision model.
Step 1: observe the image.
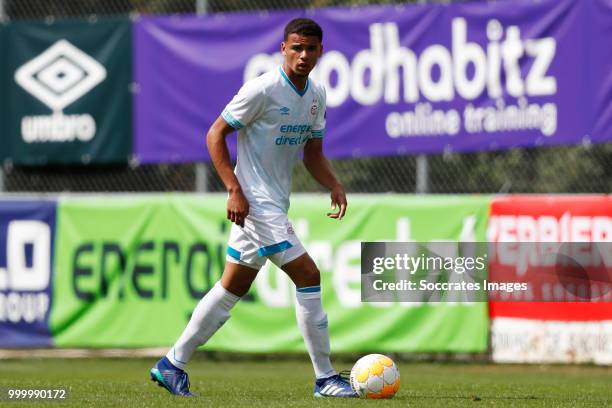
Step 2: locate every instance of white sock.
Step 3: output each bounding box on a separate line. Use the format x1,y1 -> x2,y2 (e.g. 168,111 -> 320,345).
166,281 -> 240,370
295,286 -> 336,379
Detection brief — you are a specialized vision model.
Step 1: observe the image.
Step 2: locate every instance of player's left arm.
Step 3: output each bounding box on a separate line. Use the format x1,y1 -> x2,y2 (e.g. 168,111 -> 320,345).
303,138 -> 347,220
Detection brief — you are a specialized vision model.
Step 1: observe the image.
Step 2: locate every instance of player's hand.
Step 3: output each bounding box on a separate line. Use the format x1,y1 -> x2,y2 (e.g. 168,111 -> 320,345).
327,184 -> 347,220
227,188 -> 249,227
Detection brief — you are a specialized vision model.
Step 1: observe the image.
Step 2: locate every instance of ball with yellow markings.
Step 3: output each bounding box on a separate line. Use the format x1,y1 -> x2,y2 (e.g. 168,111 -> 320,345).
349,354 -> 400,399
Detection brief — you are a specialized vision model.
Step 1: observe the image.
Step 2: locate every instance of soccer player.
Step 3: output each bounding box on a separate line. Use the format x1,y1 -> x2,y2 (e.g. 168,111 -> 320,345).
150,18 -> 356,398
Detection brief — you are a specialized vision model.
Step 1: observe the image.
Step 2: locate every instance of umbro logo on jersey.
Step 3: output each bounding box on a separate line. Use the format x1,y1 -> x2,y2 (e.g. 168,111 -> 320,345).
279,106 -> 290,115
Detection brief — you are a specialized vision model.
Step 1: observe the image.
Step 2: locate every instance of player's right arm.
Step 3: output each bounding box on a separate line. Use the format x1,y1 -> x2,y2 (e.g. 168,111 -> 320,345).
210,77 -> 265,227
206,116 -> 249,227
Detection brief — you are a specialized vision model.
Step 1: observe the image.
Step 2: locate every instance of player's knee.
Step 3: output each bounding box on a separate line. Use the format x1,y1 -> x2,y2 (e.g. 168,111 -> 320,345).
282,253 -> 321,287
221,275 -> 254,297
298,259 -> 321,287
221,262 -> 259,297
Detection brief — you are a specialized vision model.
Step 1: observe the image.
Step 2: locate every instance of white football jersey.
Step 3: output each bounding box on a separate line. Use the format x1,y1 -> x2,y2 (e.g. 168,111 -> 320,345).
221,66 -> 326,215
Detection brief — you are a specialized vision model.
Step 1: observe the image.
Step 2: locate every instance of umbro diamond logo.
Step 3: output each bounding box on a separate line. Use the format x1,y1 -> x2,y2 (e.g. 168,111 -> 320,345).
279,106 -> 290,115
15,39 -> 107,111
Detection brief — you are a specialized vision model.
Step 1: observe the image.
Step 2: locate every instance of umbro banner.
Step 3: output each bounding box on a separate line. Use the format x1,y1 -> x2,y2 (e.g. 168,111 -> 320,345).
134,0 -> 611,162
2,18 -> 131,165
0,24 -> 6,143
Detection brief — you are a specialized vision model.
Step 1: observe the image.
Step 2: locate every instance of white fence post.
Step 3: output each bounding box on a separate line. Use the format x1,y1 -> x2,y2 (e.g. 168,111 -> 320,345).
416,155 -> 429,194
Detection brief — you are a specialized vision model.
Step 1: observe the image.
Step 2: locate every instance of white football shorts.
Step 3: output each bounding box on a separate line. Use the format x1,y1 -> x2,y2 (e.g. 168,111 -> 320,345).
225,212 -> 306,269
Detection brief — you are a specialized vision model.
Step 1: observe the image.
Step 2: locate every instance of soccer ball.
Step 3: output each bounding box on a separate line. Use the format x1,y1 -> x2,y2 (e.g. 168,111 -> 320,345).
349,354 -> 400,399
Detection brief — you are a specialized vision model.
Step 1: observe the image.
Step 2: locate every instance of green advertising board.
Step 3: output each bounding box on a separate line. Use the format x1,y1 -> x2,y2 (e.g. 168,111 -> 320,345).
3,18 -> 131,164
51,194 -> 490,352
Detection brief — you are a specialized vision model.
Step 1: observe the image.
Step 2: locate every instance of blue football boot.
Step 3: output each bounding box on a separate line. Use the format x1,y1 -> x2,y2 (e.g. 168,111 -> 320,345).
314,373 -> 358,398
150,357 -> 195,397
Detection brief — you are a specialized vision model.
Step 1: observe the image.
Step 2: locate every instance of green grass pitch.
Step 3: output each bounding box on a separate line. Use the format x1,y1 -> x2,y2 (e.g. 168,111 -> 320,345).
1,358 -> 611,407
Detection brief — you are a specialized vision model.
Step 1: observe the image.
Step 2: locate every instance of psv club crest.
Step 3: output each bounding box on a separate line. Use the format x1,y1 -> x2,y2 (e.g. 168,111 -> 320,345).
310,99 -> 318,116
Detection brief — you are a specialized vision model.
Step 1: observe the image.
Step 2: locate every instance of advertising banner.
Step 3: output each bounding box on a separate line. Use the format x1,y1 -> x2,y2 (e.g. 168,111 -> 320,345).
0,201 -> 57,347
3,18 -> 131,165
134,0 -> 612,163
488,195 -> 612,363
50,194 -> 489,352
0,24 -> 6,150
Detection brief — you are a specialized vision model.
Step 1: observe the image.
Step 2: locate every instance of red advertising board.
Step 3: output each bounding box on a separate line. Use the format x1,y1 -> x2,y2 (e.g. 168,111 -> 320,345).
488,195 -> 612,363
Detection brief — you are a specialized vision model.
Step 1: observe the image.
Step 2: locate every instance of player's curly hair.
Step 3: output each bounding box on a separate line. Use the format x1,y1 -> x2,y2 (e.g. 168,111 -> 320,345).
284,18 -> 323,42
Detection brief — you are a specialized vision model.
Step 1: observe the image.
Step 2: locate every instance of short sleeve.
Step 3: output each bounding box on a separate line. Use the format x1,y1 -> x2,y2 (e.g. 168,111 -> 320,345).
221,80 -> 265,130
310,87 -> 326,139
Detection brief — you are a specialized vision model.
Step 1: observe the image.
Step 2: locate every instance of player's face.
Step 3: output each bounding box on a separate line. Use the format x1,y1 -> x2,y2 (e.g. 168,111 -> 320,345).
281,33 -> 322,78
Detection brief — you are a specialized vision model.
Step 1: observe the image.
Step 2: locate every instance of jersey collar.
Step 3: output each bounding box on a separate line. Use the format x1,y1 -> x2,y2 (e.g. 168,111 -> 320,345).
279,66 -> 309,97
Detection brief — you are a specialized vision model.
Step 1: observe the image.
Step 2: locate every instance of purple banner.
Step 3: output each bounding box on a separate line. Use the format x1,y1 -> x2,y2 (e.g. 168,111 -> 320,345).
0,201 -> 56,347
134,0 -> 612,163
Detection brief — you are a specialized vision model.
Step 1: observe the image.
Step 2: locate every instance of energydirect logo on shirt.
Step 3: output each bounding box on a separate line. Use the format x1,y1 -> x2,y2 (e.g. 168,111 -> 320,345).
275,124 -> 312,146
